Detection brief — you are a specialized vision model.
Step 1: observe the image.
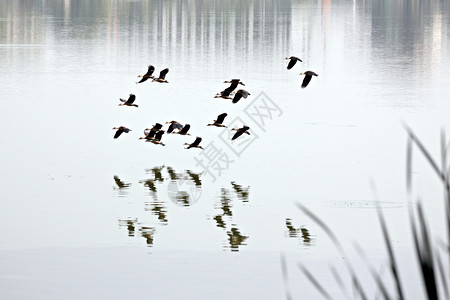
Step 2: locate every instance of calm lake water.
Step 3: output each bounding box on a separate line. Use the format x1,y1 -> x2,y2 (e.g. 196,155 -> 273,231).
1,0 -> 450,299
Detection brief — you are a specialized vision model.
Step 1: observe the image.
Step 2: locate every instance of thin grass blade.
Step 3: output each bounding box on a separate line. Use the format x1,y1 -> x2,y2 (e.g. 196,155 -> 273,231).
403,124 -> 450,191
403,124 -> 446,186
298,262 -> 332,300
411,202 -> 439,300
406,135 -> 413,193
296,202 -> 368,300
280,253 -> 293,300
371,180 -> 404,300
435,249 -> 449,299
329,264 -> 350,298
354,242 -> 393,300
439,129 -> 450,274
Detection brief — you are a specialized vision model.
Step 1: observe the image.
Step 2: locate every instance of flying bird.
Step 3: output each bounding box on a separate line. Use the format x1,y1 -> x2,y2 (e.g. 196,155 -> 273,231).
232,89 -> 250,103
113,126 -> 131,139
231,126 -> 250,140
207,113 -> 227,127
166,121 -> 183,133
172,124 -> 191,135
148,123 -> 164,132
215,79 -> 244,99
136,65 -> 155,83
285,56 -> 302,69
299,71 -> 318,88
139,128 -> 157,141
140,123 -> 164,141
184,137 -> 204,149
150,131 -> 165,146
152,68 -> 169,83
214,87 -> 234,99
119,94 -> 138,107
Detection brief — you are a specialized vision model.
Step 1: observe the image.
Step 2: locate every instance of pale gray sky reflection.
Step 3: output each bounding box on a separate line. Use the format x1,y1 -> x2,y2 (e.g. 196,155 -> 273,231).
1,1 -> 450,298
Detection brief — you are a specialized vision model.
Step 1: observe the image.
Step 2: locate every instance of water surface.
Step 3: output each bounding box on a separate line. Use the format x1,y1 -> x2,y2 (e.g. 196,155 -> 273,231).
1,0 -> 449,298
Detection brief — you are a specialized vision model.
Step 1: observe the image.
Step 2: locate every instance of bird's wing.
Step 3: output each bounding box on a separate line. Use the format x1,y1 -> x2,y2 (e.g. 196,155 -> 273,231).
127,94 -> 136,103
301,75 -> 312,88
243,126 -> 250,131
180,124 -> 190,134
119,98 -> 127,103
287,59 -> 297,70
114,128 -> 123,139
232,131 -> 243,140
232,93 -> 243,103
192,137 -> 202,146
241,90 -> 249,98
122,127 -> 131,133
159,68 -> 169,79
167,123 -> 175,133
155,131 -> 164,141
113,176 -> 125,188
232,79 -> 245,86
154,123 -> 163,130
148,130 -> 156,139
137,77 -> 148,83
216,113 -> 227,124
146,65 -> 155,76
222,86 -> 234,96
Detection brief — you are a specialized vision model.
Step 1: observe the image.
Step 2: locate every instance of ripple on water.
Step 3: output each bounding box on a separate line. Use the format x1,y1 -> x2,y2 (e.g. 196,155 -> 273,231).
315,200 -> 404,209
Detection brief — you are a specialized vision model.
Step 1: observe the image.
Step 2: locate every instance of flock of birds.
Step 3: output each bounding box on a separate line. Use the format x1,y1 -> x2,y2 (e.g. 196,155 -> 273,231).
113,57 -> 318,149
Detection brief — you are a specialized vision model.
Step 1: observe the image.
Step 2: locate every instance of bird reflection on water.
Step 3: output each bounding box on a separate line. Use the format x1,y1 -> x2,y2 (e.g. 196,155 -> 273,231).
213,184 -> 250,251
139,227 -> 155,246
115,173 -> 310,250
231,181 -> 250,202
139,166 -> 166,199
149,166 -> 165,182
167,166 -> 182,180
285,218 -> 313,246
114,169 -> 252,250
186,170 -> 202,187
118,218 -> 137,237
213,215 -> 226,229
227,228 -> 249,252
113,175 -> 131,197
145,200 -> 168,224
141,179 -> 157,193
113,175 -> 131,189
115,166 -> 203,247
118,219 -> 155,247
